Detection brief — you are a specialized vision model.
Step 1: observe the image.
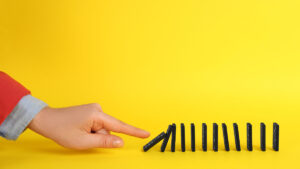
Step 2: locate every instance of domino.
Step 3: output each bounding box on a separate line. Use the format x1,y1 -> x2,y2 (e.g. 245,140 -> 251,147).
161,125 -> 173,152
260,123 -> 266,151
222,123 -> 230,151
202,123 -> 207,151
171,123 -> 176,152
143,132 -> 166,152
181,123 -> 186,152
191,123 -> 195,152
273,123 -> 279,151
247,123 -> 253,151
233,123 -> 241,151
213,123 -> 218,152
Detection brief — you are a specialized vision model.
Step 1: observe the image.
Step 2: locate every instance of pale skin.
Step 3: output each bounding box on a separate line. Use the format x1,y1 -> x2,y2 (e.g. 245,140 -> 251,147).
28,103 -> 150,150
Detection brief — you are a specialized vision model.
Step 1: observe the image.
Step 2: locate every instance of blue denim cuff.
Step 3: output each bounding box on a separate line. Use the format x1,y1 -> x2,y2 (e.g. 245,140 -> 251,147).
0,95 -> 47,140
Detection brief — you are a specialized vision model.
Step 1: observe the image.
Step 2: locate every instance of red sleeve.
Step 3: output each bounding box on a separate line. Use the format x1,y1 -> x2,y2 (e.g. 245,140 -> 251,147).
0,71 -> 31,125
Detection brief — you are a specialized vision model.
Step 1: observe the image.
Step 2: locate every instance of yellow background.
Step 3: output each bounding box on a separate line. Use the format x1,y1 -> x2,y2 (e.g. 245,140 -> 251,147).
0,0 -> 300,169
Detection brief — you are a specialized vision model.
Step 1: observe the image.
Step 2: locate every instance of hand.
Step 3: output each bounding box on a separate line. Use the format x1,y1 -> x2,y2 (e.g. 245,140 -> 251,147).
28,103 -> 150,150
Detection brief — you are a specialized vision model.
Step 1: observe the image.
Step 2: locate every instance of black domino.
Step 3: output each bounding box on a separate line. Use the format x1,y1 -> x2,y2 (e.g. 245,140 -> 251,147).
171,123 -> 176,152
202,123 -> 207,151
247,123 -> 253,151
191,123 -> 195,152
273,123 -> 279,151
260,123 -> 266,151
181,123 -> 186,152
161,125 -> 173,152
213,123 -> 218,152
233,123 -> 241,151
222,123 -> 230,151
143,132 -> 166,152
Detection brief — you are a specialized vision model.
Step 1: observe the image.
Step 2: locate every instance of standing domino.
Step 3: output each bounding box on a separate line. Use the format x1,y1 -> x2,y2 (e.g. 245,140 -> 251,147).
191,123 -> 195,152
213,123 -> 218,152
247,123 -> 253,151
181,123 -> 186,152
171,123 -> 176,152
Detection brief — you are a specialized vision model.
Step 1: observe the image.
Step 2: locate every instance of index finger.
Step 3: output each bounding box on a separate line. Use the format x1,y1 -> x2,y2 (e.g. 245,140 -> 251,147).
98,112 -> 150,138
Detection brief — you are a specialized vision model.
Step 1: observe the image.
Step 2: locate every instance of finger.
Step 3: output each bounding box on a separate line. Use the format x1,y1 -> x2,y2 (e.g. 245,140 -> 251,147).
87,103 -> 103,112
84,133 -> 124,148
98,112 -> 150,138
95,129 -> 110,135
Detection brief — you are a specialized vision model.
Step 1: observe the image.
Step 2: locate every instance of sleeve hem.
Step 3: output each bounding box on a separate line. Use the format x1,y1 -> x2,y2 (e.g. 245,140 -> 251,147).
0,95 -> 47,140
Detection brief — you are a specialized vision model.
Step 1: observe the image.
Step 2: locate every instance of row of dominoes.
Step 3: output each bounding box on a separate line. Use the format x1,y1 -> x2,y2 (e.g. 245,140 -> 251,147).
143,123 -> 279,152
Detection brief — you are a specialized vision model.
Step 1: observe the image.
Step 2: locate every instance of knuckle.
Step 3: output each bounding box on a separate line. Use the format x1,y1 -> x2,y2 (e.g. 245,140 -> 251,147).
88,103 -> 102,112
103,137 -> 113,148
91,103 -> 101,108
118,120 -> 126,125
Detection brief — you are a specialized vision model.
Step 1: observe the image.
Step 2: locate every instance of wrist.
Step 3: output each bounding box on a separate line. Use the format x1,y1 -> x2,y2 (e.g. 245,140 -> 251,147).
28,106 -> 51,133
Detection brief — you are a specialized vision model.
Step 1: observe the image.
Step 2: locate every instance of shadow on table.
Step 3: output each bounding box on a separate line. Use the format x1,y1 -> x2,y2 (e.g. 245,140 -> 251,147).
0,137 -> 113,155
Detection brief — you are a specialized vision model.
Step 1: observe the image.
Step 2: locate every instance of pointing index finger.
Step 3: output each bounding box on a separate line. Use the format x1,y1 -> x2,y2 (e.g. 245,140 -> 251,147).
99,112 -> 150,138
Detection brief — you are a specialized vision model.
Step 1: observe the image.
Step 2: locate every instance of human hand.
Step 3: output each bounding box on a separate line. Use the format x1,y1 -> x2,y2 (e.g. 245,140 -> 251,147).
28,103 -> 150,150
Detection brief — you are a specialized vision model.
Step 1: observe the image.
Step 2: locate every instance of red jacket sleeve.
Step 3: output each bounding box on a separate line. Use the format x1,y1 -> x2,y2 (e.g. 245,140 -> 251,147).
0,71 -> 31,125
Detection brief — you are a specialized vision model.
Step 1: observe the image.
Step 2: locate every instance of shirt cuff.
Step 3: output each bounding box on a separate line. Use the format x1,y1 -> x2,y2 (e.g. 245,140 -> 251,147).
0,95 -> 47,140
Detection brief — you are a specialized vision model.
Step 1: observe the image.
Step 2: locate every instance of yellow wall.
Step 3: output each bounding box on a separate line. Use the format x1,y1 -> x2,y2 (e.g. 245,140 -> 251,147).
0,1 -> 299,169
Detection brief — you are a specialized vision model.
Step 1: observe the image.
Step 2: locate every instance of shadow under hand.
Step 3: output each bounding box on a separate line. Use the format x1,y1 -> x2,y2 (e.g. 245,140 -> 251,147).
1,137 -> 112,156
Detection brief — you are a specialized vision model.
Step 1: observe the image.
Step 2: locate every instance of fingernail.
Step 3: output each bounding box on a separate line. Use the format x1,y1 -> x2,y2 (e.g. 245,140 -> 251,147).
145,131 -> 151,137
113,139 -> 123,147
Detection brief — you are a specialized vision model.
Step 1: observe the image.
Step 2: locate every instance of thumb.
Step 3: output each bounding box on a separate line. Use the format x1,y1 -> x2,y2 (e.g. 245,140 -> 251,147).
84,133 -> 124,148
